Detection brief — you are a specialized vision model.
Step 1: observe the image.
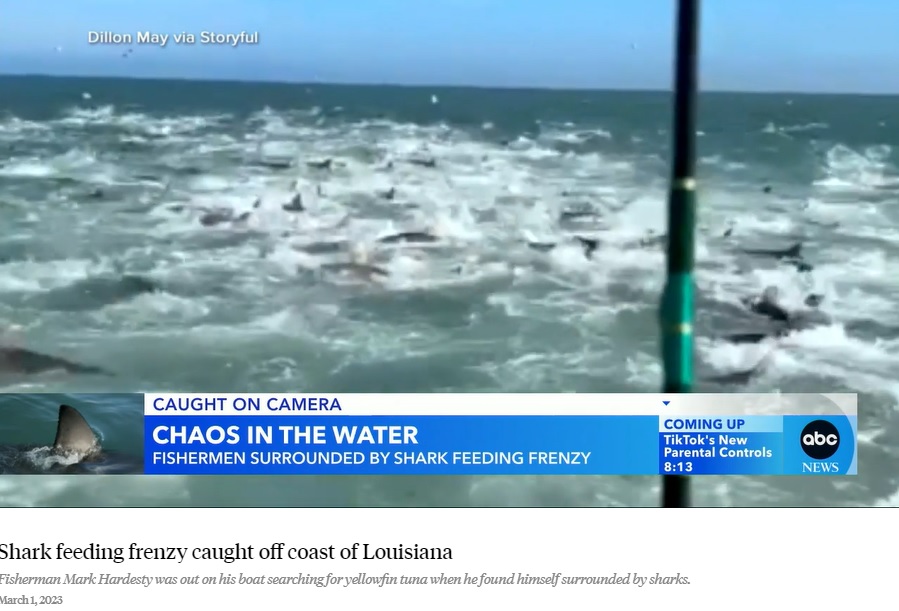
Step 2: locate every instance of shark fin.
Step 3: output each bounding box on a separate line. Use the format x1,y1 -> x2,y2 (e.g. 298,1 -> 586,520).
53,404 -> 100,455
785,242 -> 802,258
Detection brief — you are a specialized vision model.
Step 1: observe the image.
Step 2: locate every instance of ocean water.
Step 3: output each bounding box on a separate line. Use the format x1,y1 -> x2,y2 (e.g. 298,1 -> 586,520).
0,75 -> 897,507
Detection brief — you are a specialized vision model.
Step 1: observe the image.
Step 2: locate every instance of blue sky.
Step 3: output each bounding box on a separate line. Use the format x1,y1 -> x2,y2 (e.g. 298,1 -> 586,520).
0,0 -> 896,92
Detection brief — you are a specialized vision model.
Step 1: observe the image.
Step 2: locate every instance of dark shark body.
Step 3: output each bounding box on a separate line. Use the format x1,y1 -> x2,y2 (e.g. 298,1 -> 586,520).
741,286 -> 831,332
319,262 -> 390,279
307,158 -> 333,170
254,158 -> 293,170
377,231 -> 439,245
199,209 -> 235,227
0,404 -> 142,474
720,331 -> 785,345
526,235 -> 599,259
743,242 -> 802,260
407,157 -> 437,168
744,292 -> 791,323
742,242 -> 813,272
199,199 -> 259,227
0,348 -> 110,376
34,274 -> 160,311
716,288 -> 829,346
559,210 -> 601,223
293,240 -> 348,255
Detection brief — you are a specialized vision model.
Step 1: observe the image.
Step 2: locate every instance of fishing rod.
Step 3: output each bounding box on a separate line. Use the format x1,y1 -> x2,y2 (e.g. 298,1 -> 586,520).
660,0 -> 701,508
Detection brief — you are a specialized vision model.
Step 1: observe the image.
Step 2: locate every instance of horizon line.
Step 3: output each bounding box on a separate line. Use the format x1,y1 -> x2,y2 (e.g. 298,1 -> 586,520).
1,70 -> 898,97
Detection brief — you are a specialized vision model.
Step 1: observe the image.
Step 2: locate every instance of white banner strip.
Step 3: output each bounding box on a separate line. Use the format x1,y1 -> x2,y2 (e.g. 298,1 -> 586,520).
0,507 -> 884,607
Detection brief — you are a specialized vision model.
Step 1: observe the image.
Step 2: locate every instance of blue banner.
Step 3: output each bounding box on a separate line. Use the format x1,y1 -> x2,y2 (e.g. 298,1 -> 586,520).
143,414 -> 858,476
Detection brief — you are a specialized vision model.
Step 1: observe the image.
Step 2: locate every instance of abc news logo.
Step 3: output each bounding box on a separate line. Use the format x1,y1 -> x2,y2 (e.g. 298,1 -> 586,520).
800,420 -> 840,460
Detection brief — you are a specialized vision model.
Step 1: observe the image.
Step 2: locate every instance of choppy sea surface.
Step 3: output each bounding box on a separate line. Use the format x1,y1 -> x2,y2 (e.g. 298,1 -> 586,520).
0,75 -> 897,507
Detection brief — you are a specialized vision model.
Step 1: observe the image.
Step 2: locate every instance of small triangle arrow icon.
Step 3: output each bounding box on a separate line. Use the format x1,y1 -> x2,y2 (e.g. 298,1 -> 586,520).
662,401 -> 670,406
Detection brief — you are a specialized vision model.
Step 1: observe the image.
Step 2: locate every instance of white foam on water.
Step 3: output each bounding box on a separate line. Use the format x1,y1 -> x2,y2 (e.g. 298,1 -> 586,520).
1,100 -> 897,507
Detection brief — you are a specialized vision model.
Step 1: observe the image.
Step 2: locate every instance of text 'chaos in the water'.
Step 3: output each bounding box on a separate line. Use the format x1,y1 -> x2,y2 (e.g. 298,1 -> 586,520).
151,396 -> 343,412
150,424 -> 419,446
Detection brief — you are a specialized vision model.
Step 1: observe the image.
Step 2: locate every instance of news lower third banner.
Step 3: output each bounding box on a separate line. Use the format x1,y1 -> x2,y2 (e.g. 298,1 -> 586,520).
141,393 -> 858,476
